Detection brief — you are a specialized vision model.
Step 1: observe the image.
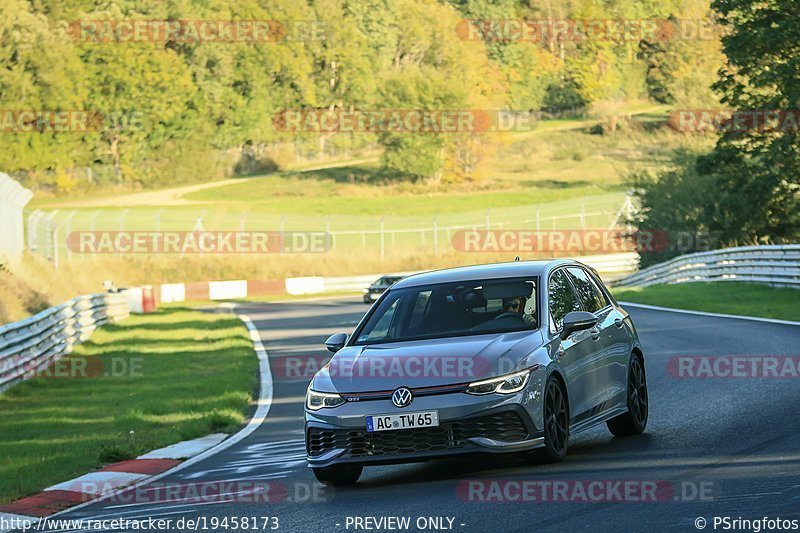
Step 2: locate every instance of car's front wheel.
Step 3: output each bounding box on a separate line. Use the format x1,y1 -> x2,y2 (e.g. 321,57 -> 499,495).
312,464 -> 363,486
526,376 -> 569,463
607,353 -> 648,436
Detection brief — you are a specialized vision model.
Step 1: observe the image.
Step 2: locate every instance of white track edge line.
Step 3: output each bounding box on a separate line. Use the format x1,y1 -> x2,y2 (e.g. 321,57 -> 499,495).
45,308 -> 274,518
619,301 -> 800,326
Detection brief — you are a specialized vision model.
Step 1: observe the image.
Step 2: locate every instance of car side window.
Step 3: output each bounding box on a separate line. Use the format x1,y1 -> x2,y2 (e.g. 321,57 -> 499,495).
586,269 -> 613,307
407,290 -> 432,332
362,297 -> 400,342
548,269 -> 581,333
566,267 -> 607,313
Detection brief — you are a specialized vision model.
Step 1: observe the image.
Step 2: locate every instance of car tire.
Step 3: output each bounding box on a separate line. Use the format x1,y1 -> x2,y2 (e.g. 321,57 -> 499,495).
607,353 -> 648,436
312,464 -> 363,486
527,376 -> 569,463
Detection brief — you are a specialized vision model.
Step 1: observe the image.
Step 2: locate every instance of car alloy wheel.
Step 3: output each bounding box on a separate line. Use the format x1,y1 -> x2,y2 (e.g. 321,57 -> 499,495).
607,354 -> 648,436
542,377 -> 569,461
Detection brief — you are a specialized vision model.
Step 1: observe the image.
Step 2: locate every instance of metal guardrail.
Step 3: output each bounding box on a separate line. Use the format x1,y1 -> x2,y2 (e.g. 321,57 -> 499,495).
611,245 -> 800,289
574,252 -> 638,280
0,292 -> 129,393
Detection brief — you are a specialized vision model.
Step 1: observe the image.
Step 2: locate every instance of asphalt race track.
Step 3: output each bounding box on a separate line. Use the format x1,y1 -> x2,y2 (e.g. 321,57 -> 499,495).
28,298 -> 800,533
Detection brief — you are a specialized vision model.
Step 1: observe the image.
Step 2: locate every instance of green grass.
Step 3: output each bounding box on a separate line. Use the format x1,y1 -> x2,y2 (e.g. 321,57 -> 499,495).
26,190 -> 627,263
0,307 -> 257,503
21,107 -> 710,283
184,172 -> 620,216
29,109 -> 704,259
613,283 -> 800,321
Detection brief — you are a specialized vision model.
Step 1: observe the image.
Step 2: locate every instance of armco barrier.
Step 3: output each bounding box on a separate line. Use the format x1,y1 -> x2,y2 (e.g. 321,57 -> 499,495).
0,292 -> 129,393
612,244 -> 800,289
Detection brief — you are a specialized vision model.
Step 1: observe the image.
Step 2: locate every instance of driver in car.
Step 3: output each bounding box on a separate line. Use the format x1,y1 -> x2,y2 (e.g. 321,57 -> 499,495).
502,296 -> 536,327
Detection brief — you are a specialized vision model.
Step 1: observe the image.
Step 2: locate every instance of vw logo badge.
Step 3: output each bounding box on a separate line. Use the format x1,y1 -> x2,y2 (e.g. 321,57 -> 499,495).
391,387 -> 413,408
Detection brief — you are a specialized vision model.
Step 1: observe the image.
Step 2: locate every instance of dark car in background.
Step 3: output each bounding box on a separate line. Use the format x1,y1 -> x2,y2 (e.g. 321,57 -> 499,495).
363,275 -> 404,304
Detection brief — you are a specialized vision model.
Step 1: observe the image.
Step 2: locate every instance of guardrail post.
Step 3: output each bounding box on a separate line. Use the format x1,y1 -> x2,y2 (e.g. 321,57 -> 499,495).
433,216 -> 439,255
52,225 -> 60,270
380,217 -> 385,262
64,211 -> 76,263
280,215 -> 286,255
27,210 -> 43,253
580,199 -> 586,229
325,218 -> 333,250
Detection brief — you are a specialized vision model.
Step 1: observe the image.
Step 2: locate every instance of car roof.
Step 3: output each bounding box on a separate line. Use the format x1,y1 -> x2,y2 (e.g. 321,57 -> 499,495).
391,259 -> 581,289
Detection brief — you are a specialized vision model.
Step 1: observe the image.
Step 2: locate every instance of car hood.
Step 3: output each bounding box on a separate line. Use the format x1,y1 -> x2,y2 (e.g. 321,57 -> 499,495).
311,330 -> 544,393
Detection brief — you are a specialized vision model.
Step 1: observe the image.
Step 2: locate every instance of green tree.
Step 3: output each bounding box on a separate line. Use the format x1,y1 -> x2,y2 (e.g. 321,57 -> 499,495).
0,0 -> 89,180
695,0 -> 799,243
631,0 -> 799,266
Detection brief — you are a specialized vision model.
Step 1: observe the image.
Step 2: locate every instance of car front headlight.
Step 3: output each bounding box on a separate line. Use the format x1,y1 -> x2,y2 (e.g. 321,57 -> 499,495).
465,368 -> 533,395
306,389 -> 346,410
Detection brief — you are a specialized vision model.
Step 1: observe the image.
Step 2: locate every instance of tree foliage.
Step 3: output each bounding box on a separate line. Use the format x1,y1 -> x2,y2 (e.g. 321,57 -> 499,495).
0,0 -> 730,190
630,0 -> 799,266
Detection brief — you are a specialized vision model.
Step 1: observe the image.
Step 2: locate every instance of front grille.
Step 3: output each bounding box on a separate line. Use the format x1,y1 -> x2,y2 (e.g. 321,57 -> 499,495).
307,411 -> 528,458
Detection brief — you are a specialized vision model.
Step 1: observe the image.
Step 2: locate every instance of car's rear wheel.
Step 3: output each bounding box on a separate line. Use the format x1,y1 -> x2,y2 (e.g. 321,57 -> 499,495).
607,354 -> 648,436
527,376 -> 569,463
312,464 -> 363,486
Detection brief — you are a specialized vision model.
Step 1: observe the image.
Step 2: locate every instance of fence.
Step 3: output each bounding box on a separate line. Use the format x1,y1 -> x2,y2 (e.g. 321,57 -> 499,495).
0,292 -> 130,393
316,252 -> 638,293
24,193 -> 632,266
0,173 -> 34,265
611,244 -> 800,289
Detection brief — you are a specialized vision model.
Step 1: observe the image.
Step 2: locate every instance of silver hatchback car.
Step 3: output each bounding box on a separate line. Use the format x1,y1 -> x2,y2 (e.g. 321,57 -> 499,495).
305,260 -> 648,485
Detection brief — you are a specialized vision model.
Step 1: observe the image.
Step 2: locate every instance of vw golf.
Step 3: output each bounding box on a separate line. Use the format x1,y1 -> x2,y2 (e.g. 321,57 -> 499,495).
305,260 -> 648,485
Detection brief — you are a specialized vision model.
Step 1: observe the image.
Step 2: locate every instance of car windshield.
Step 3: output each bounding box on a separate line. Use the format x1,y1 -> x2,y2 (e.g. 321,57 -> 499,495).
375,276 -> 401,285
353,277 -> 538,345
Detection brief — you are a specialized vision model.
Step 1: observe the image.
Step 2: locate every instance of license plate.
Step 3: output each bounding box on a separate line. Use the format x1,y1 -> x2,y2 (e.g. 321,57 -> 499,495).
366,411 -> 439,432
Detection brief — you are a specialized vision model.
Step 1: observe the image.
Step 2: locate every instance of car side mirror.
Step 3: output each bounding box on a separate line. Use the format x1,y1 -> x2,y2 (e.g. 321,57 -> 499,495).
325,333 -> 348,353
559,311 -> 598,340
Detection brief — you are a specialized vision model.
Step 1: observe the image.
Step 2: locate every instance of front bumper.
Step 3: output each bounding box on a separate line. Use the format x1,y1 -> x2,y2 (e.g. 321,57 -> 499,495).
305,401 -> 544,467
